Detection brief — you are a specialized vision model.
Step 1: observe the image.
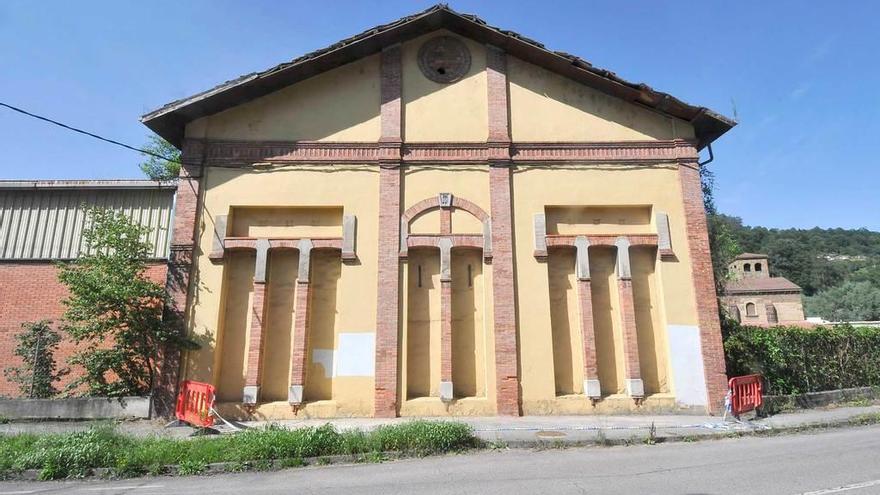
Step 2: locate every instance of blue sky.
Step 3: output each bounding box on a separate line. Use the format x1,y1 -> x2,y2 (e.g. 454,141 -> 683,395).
1,1 -> 878,230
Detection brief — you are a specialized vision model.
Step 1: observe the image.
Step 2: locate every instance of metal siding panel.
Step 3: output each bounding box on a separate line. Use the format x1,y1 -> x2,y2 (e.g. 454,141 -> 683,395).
0,187 -> 174,260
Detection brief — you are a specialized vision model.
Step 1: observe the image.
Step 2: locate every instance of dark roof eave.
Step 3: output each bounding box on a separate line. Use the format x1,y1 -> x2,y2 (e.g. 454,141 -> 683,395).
141,5 -> 735,149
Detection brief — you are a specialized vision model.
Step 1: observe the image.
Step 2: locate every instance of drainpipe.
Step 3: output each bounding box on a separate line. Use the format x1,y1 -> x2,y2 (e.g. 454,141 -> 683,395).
699,143 -> 714,167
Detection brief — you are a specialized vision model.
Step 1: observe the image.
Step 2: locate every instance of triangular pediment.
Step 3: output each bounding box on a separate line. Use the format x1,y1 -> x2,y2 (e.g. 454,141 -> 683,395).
143,4 -> 733,148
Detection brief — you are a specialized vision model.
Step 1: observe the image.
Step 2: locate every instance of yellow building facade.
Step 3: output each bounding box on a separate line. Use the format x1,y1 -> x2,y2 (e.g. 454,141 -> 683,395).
143,5 -> 735,418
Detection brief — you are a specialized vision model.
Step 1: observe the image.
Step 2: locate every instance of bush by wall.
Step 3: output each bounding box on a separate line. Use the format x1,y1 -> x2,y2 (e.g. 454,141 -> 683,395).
723,322 -> 880,395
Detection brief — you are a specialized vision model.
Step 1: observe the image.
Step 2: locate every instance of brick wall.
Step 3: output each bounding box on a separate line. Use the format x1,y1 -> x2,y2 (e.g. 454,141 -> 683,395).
0,261 -> 167,397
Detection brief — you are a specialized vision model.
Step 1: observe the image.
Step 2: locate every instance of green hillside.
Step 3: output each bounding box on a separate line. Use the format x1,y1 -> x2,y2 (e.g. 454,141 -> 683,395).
716,215 -> 880,321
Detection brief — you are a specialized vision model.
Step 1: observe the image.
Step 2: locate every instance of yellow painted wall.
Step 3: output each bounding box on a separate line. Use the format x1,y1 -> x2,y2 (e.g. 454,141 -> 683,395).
402,30 -> 488,142
404,248 -> 440,399
512,164 -> 697,413
182,164 -> 379,416
546,206 -> 653,235
547,248 -> 582,395
261,250 -> 298,401
214,250 -> 255,401
179,27 -> 711,417
230,207 -> 342,238
631,246 -> 669,394
508,56 -> 695,142
185,55 -> 380,142
452,249 -> 486,398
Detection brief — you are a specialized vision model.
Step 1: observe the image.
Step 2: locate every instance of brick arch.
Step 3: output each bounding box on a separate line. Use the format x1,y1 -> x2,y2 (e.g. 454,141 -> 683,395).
399,194 -> 492,260
401,195 -> 490,225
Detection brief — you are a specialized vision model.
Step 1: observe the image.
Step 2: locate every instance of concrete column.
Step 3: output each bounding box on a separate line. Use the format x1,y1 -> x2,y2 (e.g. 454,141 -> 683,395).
615,237 -> 644,399
438,238 -> 453,401
575,237 -> 601,399
288,239 -> 313,405
243,238 -> 270,405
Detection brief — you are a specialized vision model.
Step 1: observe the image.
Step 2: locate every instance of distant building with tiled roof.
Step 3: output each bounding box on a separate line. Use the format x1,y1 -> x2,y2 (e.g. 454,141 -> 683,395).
721,253 -> 806,325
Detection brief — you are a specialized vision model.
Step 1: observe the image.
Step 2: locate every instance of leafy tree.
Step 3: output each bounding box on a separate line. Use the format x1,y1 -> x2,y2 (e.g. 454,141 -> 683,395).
805,281 -> 880,322
700,166 -> 739,295
138,135 -> 180,181
58,208 -> 192,397
3,321 -> 68,398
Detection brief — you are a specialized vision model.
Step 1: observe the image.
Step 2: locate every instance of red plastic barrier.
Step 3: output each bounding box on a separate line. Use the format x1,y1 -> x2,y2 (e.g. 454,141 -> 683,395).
729,374 -> 763,417
175,380 -> 216,427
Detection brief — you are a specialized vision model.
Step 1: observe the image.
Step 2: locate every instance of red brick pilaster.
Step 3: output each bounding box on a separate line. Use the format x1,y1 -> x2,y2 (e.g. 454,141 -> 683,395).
617,280 -> 642,384
577,279 -> 600,395
288,281 -> 311,402
244,282 -> 267,396
487,44 -> 520,415
615,237 -> 643,398
156,139 -> 203,417
679,161 -> 728,413
440,279 -> 453,383
374,44 -> 403,417
242,239 -> 270,404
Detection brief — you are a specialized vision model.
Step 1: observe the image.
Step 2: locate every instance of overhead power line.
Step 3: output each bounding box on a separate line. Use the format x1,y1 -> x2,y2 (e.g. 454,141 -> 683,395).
0,101 -> 180,163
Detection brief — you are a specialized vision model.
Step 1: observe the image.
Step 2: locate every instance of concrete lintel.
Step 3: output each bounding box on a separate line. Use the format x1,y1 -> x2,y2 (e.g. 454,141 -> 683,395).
533,213 -> 547,257
615,236 -> 632,280
342,214 -> 357,260
584,379 -> 602,399
400,217 -> 409,255
242,385 -> 259,405
297,239 -> 313,282
483,219 -> 492,256
288,385 -> 304,405
439,238 -> 453,281
575,236 -> 591,280
253,239 -> 270,283
439,381 -> 454,402
656,212 -> 672,250
210,214 -> 227,258
626,379 -> 645,398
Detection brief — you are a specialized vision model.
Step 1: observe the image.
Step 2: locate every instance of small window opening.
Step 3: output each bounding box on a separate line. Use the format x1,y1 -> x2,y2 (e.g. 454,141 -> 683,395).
755,263 -> 763,272
417,265 -> 422,288
436,67 -> 446,75
744,263 -> 751,272
745,302 -> 757,317
467,264 -> 473,288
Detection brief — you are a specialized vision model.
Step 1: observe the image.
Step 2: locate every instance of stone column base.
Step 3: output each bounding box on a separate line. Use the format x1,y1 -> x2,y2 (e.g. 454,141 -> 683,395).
583,379 -> 602,399
288,385 -> 304,405
243,385 -> 259,405
626,379 -> 645,398
439,381 -> 454,402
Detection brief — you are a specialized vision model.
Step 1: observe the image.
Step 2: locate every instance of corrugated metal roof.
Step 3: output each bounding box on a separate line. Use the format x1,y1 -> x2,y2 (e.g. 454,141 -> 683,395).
0,185 -> 175,260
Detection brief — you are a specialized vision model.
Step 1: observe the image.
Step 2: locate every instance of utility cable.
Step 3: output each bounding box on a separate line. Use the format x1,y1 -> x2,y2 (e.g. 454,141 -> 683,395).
0,101 -> 180,163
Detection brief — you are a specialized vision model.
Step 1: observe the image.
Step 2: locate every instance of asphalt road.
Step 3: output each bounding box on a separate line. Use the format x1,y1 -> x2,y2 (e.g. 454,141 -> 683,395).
3,425 -> 880,495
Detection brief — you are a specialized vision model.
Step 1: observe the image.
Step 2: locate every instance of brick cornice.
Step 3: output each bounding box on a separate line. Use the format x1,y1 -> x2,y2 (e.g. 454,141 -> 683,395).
198,139 -> 699,165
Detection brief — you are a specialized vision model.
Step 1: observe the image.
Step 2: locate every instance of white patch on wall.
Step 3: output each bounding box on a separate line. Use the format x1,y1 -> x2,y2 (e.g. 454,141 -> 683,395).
311,333 -> 375,378
312,349 -> 336,378
336,333 -> 375,377
666,325 -> 708,407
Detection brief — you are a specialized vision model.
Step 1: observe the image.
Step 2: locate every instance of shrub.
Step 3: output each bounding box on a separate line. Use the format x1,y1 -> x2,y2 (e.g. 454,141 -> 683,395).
724,322 -> 880,395
3,321 -> 68,398
0,421 -> 477,480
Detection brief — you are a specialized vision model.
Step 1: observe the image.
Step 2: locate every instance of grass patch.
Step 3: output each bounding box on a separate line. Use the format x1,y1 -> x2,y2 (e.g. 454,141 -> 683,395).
0,420 -> 479,480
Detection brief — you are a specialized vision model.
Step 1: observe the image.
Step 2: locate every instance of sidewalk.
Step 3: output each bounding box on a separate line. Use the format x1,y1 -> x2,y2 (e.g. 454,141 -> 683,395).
3,404 -> 878,446
242,404 -> 880,446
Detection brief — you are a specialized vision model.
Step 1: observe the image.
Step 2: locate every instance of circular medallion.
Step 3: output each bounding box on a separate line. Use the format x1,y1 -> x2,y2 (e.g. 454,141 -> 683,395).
417,36 -> 471,84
